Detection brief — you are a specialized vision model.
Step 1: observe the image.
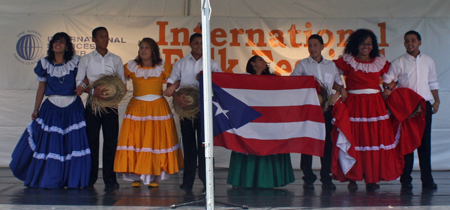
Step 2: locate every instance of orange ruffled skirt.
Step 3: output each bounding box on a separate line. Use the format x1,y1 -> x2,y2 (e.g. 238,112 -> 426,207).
114,97 -> 183,183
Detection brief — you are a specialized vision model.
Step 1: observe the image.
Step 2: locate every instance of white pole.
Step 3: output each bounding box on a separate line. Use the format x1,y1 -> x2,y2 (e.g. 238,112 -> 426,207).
201,0 -> 214,210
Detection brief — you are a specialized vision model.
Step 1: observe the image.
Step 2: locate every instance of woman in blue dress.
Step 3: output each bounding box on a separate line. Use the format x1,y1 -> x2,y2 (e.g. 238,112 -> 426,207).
10,32 -> 91,189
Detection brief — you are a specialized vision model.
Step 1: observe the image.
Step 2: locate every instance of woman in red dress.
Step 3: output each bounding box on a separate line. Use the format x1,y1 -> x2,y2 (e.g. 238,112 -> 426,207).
333,29 -> 403,189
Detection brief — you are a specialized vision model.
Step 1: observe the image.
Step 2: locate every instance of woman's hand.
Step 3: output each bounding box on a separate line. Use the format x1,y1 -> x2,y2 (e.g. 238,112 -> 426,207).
75,85 -> 85,96
340,88 -> 348,102
31,110 -> 39,120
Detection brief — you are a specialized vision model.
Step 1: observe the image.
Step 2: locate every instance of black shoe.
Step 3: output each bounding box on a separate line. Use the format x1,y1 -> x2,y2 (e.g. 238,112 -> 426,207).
105,183 -> 120,192
179,184 -> 193,190
422,182 -> 437,189
303,182 -> 315,189
348,181 -> 358,190
401,183 -> 413,189
322,182 -> 336,190
366,183 -> 380,190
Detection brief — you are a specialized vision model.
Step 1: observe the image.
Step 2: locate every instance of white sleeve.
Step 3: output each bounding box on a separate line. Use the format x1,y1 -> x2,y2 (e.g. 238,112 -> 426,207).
333,64 -> 344,85
211,60 -> 223,72
290,62 -> 304,76
166,60 -> 182,84
428,59 -> 439,90
382,61 -> 398,84
76,55 -> 88,86
114,57 -> 126,84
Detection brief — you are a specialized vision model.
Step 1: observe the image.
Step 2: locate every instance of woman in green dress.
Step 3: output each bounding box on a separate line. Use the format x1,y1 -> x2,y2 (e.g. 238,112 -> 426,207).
226,55 -> 295,188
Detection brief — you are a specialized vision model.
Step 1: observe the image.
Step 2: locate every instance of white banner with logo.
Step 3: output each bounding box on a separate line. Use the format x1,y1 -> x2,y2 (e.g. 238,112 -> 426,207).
1,14 -> 449,170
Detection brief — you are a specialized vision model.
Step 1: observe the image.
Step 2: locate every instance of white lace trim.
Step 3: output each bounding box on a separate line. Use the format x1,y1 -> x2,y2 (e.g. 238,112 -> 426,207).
36,76 -> 46,82
127,60 -> 165,79
25,122 -> 91,162
116,144 -> 180,154
40,55 -> 79,78
354,138 -> 399,151
123,113 -> 173,121
33,149 -> 91,162
35,118 -> 87,135
349,114 -> 389,122
342,54 -> 387,73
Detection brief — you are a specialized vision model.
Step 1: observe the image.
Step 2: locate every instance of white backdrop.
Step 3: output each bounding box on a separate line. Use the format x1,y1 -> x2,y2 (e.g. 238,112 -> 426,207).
1,0 -> 449,170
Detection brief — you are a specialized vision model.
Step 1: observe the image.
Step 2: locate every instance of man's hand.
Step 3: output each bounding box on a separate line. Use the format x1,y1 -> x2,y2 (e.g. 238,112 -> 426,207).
382,89 -> 392,100
173,92 -> 189,107
432,102 -> 439,114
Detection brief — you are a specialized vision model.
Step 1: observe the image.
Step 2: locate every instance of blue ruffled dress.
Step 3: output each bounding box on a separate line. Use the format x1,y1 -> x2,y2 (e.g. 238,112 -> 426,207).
10,55 -> 91,189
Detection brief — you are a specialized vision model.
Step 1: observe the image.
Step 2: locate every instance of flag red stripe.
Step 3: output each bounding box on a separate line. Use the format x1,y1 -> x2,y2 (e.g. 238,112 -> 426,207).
252,105 -> 325,123
214,132 -> 325,156
212,73 -> 316,90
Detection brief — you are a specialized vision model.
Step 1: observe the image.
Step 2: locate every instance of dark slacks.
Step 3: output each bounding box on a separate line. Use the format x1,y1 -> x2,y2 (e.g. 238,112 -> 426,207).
180,114 -> 206,188
85,105 -> 119,186
301,108 -> 333,184
401,101 -> 434,185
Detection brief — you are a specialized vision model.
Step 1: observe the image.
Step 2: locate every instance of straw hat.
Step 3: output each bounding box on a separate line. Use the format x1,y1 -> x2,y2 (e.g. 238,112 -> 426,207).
315,80 -> 330,113
89,73 -> 126,115
171,86 -> 200,120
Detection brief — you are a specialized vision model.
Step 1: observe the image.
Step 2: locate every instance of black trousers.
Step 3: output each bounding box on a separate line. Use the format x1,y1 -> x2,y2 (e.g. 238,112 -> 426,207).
180,114 -> 206,187
401,101 -> 434,185
301,108 -> 333,184
85,105 -> 119,186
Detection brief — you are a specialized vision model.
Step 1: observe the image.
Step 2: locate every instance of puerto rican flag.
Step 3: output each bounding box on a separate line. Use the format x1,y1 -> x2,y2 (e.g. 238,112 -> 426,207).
201,73 -> 326,156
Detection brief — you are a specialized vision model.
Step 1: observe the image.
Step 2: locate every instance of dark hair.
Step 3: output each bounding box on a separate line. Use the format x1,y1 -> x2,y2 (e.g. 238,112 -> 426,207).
308,34 -> 324,45
134,37 -> 162,67
190,33 -> 202,43
344,29 -> 380,58
92,26 -> 107,38
246,55 -> 271,75
46,32 -> 74,62
404,30 -> 421,41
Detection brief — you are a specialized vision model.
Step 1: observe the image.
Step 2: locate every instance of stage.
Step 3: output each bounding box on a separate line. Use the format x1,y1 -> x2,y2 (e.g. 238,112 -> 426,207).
0,168 -> 449,209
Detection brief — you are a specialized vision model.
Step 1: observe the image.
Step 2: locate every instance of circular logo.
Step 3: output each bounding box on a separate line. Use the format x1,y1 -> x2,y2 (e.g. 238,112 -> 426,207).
16,34 -> 43,61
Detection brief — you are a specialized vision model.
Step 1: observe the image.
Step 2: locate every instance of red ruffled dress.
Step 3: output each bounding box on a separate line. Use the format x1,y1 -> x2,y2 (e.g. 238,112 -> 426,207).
333,54 -> 403,183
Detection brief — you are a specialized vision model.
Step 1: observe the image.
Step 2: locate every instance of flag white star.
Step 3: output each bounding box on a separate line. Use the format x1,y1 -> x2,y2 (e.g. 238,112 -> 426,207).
212,101 -> 230,119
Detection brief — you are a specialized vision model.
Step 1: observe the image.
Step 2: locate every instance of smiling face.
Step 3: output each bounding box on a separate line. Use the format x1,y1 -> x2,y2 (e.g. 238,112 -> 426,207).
139,41 -> 152,62
52,38 -> 67,54
358,36 -> 373,58
404,34 -> 421,57
189,36 -> 202,59
308,38 -> 324,62
93,29 -> 109,52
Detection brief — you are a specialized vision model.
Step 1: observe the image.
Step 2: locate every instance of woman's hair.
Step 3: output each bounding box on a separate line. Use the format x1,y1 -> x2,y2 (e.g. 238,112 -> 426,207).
343,29 -> 380,58
134,37 -> 162,67
46,32 -> 74,62
245,55 -> 271,75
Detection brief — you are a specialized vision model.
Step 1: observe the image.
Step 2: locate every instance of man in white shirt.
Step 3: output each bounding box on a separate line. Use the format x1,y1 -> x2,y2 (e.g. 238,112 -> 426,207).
291,34 -> 347,190
75,26 -> 125,192
166,33 -> 222,191
383,30 -> 440,189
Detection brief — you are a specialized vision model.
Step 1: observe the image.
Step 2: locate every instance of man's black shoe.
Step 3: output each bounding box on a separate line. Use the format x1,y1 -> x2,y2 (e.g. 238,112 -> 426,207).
422,182 -> 437,189
322,182 -> 336,190
179,184 -> 193,190
401,183 -> 413,189
303,182 -> 315,189
105,183 -> 120,192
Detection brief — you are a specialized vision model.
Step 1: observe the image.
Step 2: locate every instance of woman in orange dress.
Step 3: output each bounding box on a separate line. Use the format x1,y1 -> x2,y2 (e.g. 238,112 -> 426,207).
114,38 -> 183,187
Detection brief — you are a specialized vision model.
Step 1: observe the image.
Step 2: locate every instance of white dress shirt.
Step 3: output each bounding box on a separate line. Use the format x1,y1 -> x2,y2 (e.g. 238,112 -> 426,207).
383,53 -> 439,101
291,56 -> 343,95
166,53 -> 222,88
76,49 -> 125,86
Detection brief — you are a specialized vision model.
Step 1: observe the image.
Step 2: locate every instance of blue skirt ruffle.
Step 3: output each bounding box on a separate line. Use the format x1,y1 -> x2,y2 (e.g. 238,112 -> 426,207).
10,97 -> 91,189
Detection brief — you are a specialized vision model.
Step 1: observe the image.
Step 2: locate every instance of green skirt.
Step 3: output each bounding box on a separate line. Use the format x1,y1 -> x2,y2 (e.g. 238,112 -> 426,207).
227,151 -> 295,188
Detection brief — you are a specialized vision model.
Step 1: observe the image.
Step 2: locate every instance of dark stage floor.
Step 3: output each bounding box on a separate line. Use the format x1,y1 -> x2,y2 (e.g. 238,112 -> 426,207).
0,168 -> 449,209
